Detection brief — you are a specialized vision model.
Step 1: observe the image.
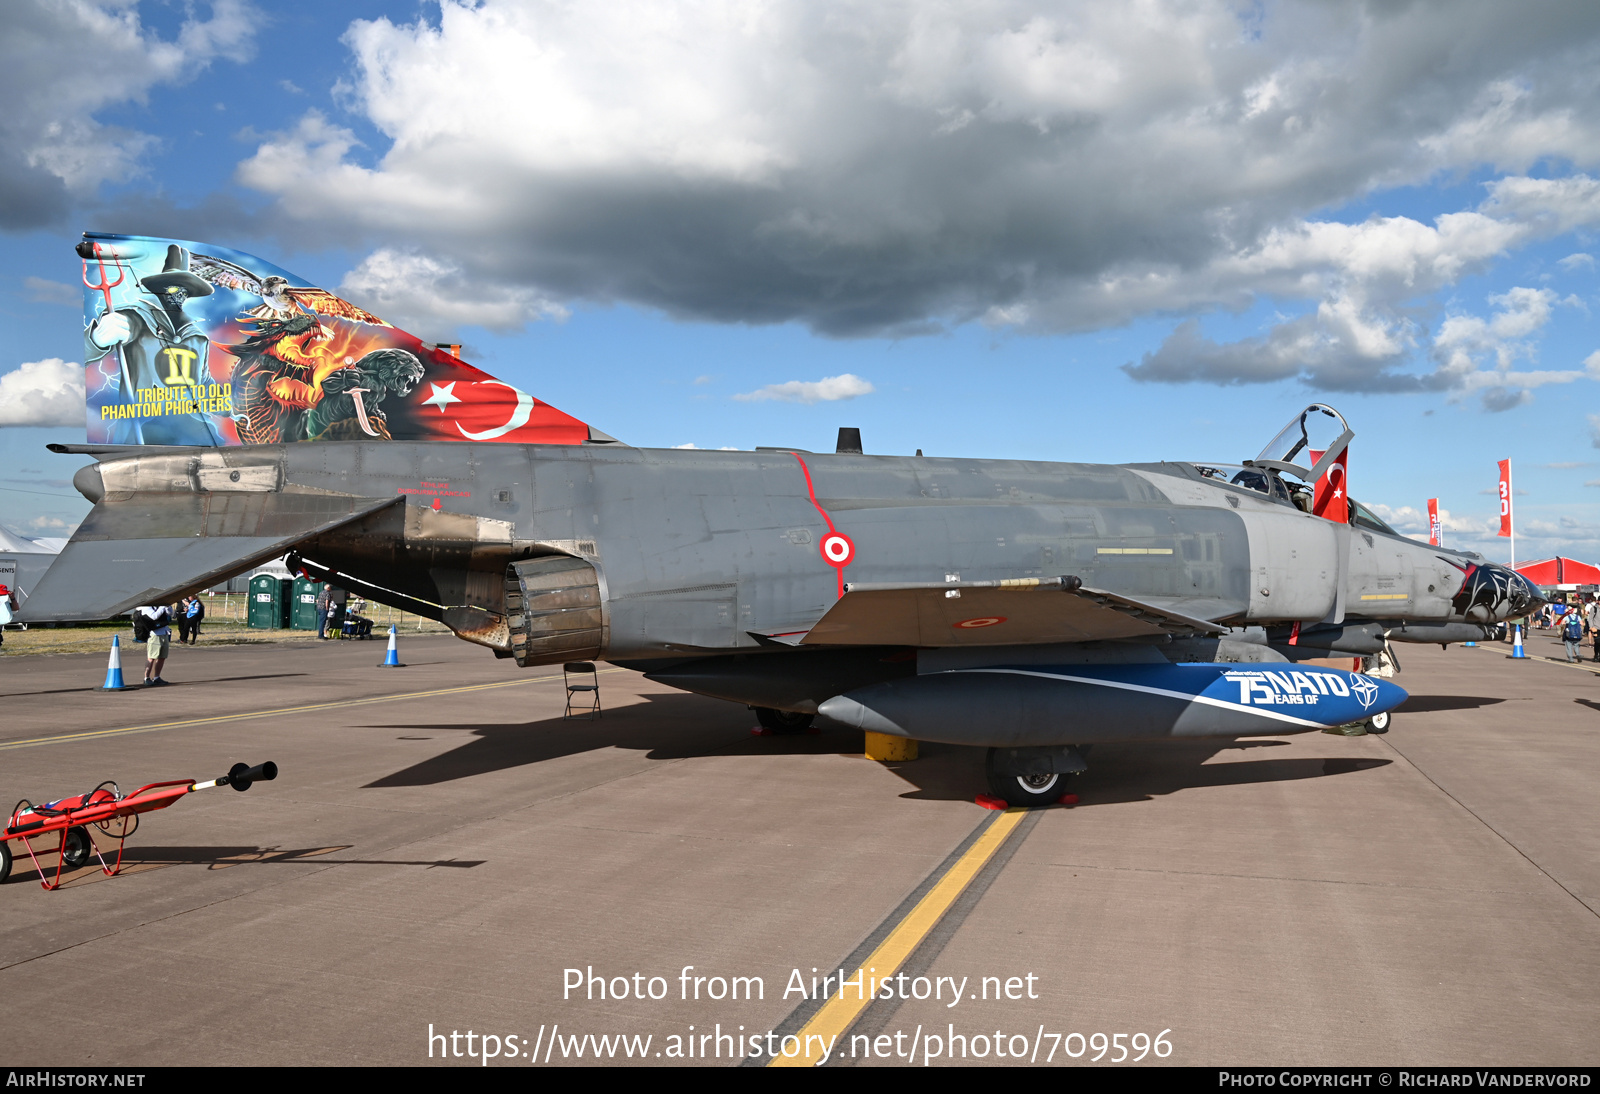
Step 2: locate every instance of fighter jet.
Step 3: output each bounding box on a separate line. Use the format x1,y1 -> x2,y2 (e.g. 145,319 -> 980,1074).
24,233 -> 1542,805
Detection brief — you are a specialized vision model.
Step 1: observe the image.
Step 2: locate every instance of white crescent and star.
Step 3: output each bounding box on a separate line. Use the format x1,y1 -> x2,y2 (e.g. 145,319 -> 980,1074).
455,379 -> 534,440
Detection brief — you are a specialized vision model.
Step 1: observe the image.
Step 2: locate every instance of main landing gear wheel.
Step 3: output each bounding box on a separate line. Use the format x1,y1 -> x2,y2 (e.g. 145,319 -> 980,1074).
62,826 -> 91,870
1365,710 -> 1391,734
754,707 -> 814,734
985,749 -> 1071,808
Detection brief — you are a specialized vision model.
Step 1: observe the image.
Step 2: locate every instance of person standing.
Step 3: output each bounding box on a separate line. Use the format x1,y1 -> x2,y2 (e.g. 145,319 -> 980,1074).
1588,598 -> 1600,662
185,594 -> 204,644
1562,608 -> 1584,663
176,596 -> 194,644
0,583 -> 15,648
136,604 -> 173,685
315,583 -> 331,639
327,586 -> 348,640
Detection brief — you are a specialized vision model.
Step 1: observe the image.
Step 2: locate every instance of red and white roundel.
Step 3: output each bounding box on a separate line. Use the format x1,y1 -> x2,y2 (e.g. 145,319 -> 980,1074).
953,616 -> 1007,629
821,533 -> 855,567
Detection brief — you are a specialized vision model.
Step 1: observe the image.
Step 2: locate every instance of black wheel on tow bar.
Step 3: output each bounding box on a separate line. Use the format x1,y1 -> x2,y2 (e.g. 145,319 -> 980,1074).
62,826 -> 91,869
985,748 -> 1070,807
754,707 -> 814,734
1365,710 -> 1391,734
0,839 -> 11,884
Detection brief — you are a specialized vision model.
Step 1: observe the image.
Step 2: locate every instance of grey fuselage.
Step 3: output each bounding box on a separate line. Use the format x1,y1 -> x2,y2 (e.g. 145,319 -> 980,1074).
66,441 -> 1505,660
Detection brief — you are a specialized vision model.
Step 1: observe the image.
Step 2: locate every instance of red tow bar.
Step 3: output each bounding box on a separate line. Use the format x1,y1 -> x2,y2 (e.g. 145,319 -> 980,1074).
1,762 -> 277,891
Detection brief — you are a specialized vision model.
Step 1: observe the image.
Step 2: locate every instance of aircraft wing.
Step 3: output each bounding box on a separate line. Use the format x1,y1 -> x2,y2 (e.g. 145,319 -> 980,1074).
18,492 -> 400,622
800,576 -> 1226,647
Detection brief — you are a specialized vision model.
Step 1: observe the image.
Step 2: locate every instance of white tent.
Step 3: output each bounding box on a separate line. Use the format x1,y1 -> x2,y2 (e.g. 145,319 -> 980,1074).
0,522 -> 65,609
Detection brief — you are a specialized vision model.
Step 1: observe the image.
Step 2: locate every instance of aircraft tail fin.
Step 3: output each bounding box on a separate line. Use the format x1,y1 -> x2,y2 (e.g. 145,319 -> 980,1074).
77,232 -> 611,448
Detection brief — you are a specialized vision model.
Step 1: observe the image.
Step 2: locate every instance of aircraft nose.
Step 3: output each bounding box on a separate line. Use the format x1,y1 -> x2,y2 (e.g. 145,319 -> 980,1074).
1505,568 -> 1544,614
1452,562 -> 1544,622
1365,674 -> 1408,717
1481,563 -> 1542,617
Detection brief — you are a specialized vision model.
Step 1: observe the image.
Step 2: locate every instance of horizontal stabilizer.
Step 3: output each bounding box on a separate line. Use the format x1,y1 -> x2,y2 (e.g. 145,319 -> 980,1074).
802,576 -> 1226,647
18,492 -> 399,622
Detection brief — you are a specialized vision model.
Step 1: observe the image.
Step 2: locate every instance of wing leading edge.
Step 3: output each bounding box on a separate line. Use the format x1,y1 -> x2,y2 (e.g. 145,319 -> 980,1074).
18,492 -> 401,622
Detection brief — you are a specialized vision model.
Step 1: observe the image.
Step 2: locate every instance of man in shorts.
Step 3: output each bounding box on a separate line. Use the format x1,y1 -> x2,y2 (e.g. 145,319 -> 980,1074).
137,604 -> 174,685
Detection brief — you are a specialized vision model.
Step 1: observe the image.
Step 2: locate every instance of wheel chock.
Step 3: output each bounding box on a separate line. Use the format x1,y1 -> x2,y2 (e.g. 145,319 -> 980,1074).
974,795 -> 1009,811
864,731 -> 917,762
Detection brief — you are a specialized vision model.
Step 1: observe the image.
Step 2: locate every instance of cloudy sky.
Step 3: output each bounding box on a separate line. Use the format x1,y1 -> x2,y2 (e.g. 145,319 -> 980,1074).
2,0 -> 1599,561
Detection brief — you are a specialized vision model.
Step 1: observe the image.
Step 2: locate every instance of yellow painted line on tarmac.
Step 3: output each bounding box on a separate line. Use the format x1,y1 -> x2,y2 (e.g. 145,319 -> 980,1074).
0,669 -> 625,752
768,807 -> 1028,1068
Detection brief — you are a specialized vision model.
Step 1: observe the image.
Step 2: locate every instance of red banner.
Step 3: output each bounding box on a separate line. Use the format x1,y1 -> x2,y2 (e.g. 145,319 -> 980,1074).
1498,459 -> 1512,538
1306,445 -> 1349,522
1427,498 -> 1441,546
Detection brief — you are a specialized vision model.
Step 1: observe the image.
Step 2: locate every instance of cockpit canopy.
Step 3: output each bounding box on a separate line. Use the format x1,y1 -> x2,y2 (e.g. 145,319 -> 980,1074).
1194,404 -> 1392,534
1256,403 -> 1349,468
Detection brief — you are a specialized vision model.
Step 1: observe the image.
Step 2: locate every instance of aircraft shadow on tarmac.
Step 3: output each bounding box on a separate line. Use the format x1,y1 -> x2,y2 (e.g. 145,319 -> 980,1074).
1396,694 -> 1508,713
360,692 -> 1393,808
364,691 -> 835,787
882,738 -> 1392,806
1574,698 -> 1600,714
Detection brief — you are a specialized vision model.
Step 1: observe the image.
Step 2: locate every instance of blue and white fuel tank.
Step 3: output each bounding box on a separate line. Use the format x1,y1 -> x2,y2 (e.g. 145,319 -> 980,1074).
818,662 -> 1407,748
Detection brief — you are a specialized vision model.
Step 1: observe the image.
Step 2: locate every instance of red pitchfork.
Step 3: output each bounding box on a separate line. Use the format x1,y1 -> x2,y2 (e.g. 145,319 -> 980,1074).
82,240 -> 125,310
82,241 -> 133,401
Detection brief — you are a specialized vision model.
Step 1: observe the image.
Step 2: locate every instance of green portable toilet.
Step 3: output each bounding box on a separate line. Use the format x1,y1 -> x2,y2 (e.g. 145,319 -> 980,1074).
290,577 -> 323,630
248,573 -> 291,629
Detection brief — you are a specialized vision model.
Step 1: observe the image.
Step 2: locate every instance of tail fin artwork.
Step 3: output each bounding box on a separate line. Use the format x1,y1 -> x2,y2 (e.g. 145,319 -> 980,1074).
78,232 -> 605,447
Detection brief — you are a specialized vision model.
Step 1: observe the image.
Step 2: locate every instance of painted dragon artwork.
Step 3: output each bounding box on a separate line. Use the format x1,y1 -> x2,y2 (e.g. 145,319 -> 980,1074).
78,233 -> 594,447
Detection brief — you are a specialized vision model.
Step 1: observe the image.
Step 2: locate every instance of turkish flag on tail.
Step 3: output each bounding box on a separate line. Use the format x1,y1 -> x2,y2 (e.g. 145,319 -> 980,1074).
1498,459 -> 1512,537
1427,499 -> 1441,546
1307,445 -> 1349,522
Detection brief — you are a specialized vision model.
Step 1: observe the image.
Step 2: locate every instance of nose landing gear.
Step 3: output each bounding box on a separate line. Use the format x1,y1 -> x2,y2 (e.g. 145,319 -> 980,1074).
984,745 -> 1089,807
753,706 -> 815,734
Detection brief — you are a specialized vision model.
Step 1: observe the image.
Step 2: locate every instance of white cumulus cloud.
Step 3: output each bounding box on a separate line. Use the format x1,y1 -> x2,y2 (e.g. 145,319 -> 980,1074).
228,0 -> 1600,350
22,277 -> 78,307
0,0 -> 256,229
733,374 -> 875,404
0,358 -> 85,428
339,248 -> 568,336
1123,177 -> 1600,396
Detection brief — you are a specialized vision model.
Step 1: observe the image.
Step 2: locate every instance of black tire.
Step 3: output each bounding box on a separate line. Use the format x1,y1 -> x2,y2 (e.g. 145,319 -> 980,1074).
1366,710 -> 1391,734
62,826 -> 91,870
754,707 -> 814,733
0,840 -> 11,884
985,748 -> 1069,807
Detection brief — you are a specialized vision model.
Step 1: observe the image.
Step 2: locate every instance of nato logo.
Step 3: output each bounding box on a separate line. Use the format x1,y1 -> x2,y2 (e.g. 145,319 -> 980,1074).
1348,673 -> 1380,710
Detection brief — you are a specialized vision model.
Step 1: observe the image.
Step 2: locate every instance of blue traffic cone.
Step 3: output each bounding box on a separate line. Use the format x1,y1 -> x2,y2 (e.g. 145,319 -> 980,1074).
101,635 -> 129,690
1510,623 -> 1527,659
378,625 -> 405,668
